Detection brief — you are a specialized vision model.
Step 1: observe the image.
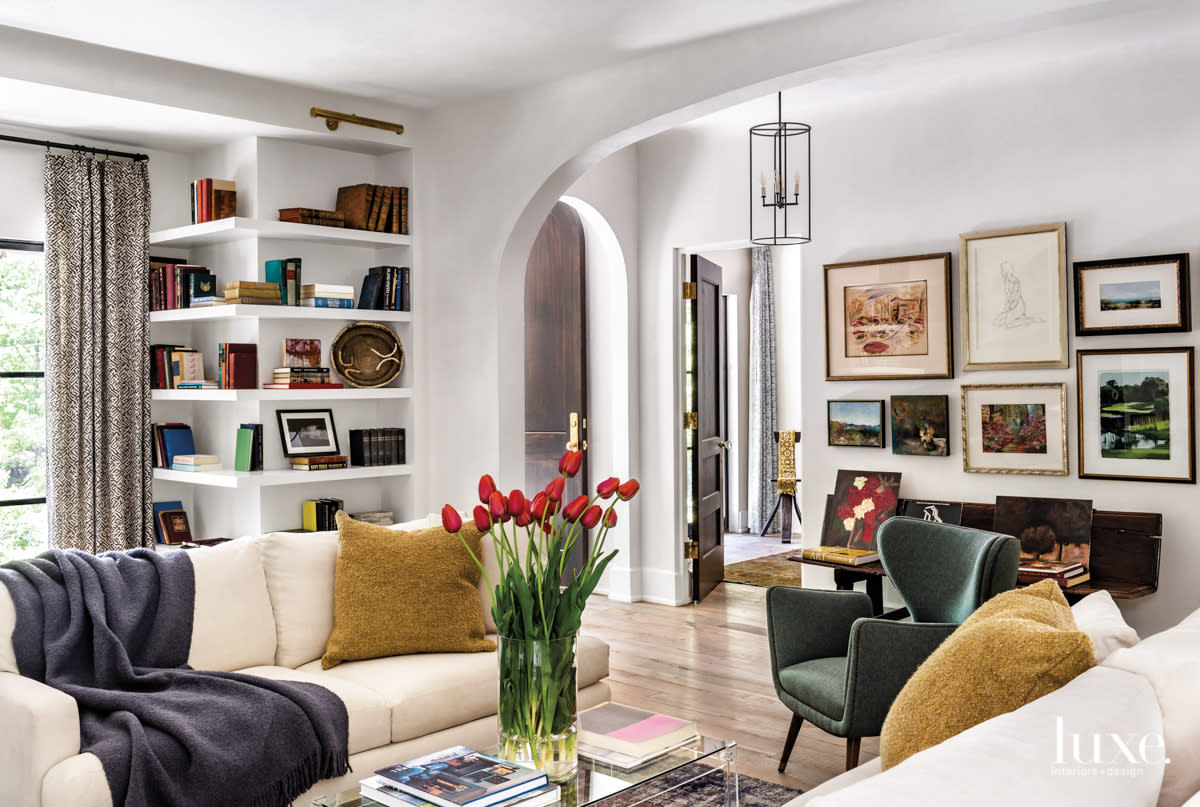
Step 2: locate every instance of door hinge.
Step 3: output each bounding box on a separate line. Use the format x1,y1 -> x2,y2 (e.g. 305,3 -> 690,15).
683,411 -> 698,430
681,281 -> 697,300
684,540 -> 699,560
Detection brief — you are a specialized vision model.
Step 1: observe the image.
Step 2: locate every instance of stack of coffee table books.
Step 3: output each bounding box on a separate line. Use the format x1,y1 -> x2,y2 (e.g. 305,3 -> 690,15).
362,746 -> 559,807
577,702 -> 700,769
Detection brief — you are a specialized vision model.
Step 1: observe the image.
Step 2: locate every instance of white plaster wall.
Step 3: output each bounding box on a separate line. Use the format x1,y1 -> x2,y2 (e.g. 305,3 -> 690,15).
637,32 -> 1200,635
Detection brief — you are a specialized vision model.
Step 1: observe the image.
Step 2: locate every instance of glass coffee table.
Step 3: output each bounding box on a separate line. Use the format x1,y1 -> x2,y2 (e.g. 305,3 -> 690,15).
313,736 -> 738,807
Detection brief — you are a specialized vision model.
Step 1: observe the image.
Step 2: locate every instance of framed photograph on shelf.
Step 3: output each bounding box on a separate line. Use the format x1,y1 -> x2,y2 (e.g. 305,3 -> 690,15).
827,400 -> 885,447
890,394 -> 950,456
823,252 -> 952,381
961,383 -> 1068,475
1073,253 -> 1190,336
1076,347 -> 1195,483
960,222 -> 1067,370
276,408 -> 340,457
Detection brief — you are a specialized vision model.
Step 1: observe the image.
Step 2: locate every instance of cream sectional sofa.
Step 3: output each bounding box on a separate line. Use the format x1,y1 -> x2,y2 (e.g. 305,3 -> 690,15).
0,521 -> 611,807
782,593 -> 1200,807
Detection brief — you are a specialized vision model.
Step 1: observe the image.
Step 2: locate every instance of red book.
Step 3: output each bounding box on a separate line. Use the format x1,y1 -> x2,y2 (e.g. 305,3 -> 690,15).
262,383 -> 344,389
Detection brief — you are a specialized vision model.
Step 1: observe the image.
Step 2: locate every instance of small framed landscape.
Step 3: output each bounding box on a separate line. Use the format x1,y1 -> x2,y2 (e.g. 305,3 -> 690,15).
890,394 -> 949,456
823,252 -> 952,381
1077,347 -> 1195,483
276,408 -> 340,458
1074,253 -> 1190,336
960,222 -> 1068,370
961,383 -> 1068,475
827,400 -> 885,447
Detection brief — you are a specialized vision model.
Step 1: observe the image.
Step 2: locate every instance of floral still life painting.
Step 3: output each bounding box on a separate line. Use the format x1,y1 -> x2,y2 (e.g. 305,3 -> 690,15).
819,469 -> 902,551
890,395 -> 949,456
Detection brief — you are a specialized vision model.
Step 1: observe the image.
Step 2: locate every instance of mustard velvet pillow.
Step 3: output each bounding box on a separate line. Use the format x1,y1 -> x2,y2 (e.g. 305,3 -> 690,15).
321,512 -> 496,670
880,579 -> 1096,769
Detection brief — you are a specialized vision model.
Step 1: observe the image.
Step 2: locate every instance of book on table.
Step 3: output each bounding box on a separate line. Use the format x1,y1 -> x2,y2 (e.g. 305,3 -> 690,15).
359,775 -> 559,807
1017,559 -> 1085,579
374,745 -> 548,807
577,702 -> 699,762
799,546 -> 880,566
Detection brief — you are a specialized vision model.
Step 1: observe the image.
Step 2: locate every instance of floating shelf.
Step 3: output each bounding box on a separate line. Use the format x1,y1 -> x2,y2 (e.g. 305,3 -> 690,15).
154,464 -> 414,489
150,217 -> 411,249
150,305 -> 412,323
152,387 -> 412,402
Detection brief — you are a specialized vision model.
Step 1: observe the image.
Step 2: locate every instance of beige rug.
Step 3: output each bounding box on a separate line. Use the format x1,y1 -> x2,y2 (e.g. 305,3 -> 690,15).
723,551 -> 803,588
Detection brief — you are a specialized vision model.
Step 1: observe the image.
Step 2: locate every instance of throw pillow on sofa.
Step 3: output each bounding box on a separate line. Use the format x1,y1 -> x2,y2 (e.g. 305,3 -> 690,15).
321,512 -> 496,669
1071,589 -> 1140,663
880,580 -> 1096,769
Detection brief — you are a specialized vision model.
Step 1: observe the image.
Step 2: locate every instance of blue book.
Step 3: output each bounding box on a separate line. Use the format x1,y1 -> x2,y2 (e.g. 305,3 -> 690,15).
264,259 -> 288,304
152,500 -> 183,543
301,297 -> 355,309
161,427 -> 196,467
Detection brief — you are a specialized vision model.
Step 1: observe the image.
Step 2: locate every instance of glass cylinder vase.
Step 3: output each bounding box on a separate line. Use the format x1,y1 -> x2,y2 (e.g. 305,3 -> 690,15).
496,634 -> 579,783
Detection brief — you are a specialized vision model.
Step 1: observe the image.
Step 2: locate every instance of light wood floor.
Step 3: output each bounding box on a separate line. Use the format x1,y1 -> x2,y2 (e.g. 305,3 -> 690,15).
581,582 -> 879,795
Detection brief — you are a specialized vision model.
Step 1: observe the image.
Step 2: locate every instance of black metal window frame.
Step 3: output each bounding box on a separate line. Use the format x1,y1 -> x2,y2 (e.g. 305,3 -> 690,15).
0,238 -> 46,509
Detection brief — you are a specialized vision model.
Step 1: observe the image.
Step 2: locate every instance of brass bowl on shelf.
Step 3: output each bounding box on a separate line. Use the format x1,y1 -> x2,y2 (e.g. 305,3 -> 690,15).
331,321 -> 404,388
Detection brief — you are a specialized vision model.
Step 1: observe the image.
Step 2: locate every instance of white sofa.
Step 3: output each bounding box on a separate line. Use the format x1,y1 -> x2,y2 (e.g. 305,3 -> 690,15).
0,520 -> 611,807
783,593 -> 1200,807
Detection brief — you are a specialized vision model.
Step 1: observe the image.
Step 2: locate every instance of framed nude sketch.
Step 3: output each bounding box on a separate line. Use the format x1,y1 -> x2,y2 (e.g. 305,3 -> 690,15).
824,252 -> 952,381
960,222 -> 1068,370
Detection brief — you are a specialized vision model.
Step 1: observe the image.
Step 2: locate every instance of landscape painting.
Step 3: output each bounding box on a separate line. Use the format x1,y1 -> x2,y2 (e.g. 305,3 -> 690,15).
993,495 -> 1093,566
890,395 -> 949,456
980,403 -> 1047,454
828,400 -> 884,447
1099,280 -> 1161,311
1098,370 -> 1170,460
843,279 -> 928,358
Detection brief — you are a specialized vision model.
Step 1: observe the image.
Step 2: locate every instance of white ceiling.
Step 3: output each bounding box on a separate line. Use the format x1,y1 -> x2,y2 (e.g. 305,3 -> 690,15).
0,0 -> 852,108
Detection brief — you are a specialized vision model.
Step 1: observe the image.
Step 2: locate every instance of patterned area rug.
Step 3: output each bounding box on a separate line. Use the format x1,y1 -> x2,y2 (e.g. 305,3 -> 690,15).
601,763 -> 803,806
723,551 -> 803,588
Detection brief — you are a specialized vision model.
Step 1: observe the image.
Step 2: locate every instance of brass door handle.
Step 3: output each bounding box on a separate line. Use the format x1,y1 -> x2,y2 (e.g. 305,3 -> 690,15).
566,412 -> 580,451
718,440 -> 730,449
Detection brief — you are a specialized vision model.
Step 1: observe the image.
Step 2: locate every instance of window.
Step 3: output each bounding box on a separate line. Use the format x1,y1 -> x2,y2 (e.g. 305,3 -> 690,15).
0,240 -> 46,562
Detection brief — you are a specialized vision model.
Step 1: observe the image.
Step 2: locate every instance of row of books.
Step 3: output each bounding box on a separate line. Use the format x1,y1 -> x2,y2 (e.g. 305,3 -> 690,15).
149,262 -> 217,310
336,183 -> 409,234
359,265 -> 411,311
152,423 -> 195,468
265,258 -> 303,305
218,343 -> 258,389
153,501 -> 193,544
151,344 -> 207,389
191,178 -> 237,224
303,282 -> 356,309
235,424 -> 265,472
349,428 -> 406,466
303,498 -> 345,531
268,367 -> 344,389
292,455 -> 349,471
278,207 -> 344,227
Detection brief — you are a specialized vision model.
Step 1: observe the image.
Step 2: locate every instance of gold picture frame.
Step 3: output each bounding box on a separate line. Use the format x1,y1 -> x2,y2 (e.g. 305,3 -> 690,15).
823,252 -> 952,381
960,222 -> 1068,370
961,383 -> 1068,475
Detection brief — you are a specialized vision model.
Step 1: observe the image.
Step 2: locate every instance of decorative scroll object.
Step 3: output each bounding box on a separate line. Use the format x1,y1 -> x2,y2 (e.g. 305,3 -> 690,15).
331,321 -> 404,388
777,430 -> 797,495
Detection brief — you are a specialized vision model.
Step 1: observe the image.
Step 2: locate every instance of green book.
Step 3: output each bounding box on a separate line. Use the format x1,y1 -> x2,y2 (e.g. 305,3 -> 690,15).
235,427 -> 254,472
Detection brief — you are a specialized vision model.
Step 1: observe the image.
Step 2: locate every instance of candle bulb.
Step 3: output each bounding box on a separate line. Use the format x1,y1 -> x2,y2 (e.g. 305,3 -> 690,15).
759,172 -> 766,198
774,170 -> 781,196
793,169 -> 800,195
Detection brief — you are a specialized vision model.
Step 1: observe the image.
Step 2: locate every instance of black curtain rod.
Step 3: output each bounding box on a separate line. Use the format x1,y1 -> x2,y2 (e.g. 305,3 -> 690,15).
0,132 -> 148,161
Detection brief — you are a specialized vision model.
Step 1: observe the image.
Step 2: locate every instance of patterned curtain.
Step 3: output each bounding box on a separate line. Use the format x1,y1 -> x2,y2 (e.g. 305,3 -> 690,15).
749,246 -> 778,532
44,153 -> 152,552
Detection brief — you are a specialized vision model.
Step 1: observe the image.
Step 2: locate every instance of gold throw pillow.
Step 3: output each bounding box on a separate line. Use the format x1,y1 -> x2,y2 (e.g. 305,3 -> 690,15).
321,512 -> 496,670
879,579 -> 1096,769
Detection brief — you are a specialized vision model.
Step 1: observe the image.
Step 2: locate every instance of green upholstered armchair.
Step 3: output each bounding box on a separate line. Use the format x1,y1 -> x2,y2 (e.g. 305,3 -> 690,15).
766,517 -> 1019,772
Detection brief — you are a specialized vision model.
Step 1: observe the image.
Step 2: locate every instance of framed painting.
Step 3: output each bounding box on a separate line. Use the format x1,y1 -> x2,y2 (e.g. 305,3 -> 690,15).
824,252 -> 952,381
960,222 -> 1068,370
1073,253 -> 1190,336
890,394 -> 949,456
961,383 -> 1068,475
1076,347 -> 1195,483
993,495 -> 1094,566
819,469 -> 902,550
827,400 -> 885,447
276,408 -> 340,457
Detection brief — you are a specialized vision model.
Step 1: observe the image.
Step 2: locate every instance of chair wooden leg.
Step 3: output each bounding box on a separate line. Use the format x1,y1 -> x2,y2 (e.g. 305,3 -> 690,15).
845,737 -> 861,770
778,714 -> 803,772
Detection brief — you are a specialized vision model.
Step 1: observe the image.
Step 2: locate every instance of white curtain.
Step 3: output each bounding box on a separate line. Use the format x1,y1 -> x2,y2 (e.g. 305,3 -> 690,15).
749,246 -> 778,532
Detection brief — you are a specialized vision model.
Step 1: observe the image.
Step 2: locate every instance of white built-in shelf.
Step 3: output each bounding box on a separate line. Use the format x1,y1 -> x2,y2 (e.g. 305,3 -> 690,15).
150,217 -> 411,249
152,387 -> 412,402
150,305 -> 412,323
154,464 -> 414,489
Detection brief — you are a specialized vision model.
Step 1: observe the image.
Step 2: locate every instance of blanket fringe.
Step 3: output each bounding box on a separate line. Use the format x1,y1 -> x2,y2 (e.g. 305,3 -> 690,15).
244,750 -> 351,807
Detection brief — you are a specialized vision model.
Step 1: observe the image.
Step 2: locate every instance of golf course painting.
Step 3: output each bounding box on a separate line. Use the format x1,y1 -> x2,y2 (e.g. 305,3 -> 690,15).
1099,370 -> 1170,460
1099,279 -> 1162,311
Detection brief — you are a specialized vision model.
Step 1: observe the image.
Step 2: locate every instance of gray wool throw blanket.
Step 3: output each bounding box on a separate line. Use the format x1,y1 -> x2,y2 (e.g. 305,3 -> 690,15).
0,548 -> 350,807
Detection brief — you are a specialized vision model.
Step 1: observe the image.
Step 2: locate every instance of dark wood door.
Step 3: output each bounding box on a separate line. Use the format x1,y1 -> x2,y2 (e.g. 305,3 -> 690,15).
689,255 -> 726,602
525,201 -> 588,574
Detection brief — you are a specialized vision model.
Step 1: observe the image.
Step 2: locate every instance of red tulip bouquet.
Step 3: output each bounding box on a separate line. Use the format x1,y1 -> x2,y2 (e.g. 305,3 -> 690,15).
441,450 -> 638,781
